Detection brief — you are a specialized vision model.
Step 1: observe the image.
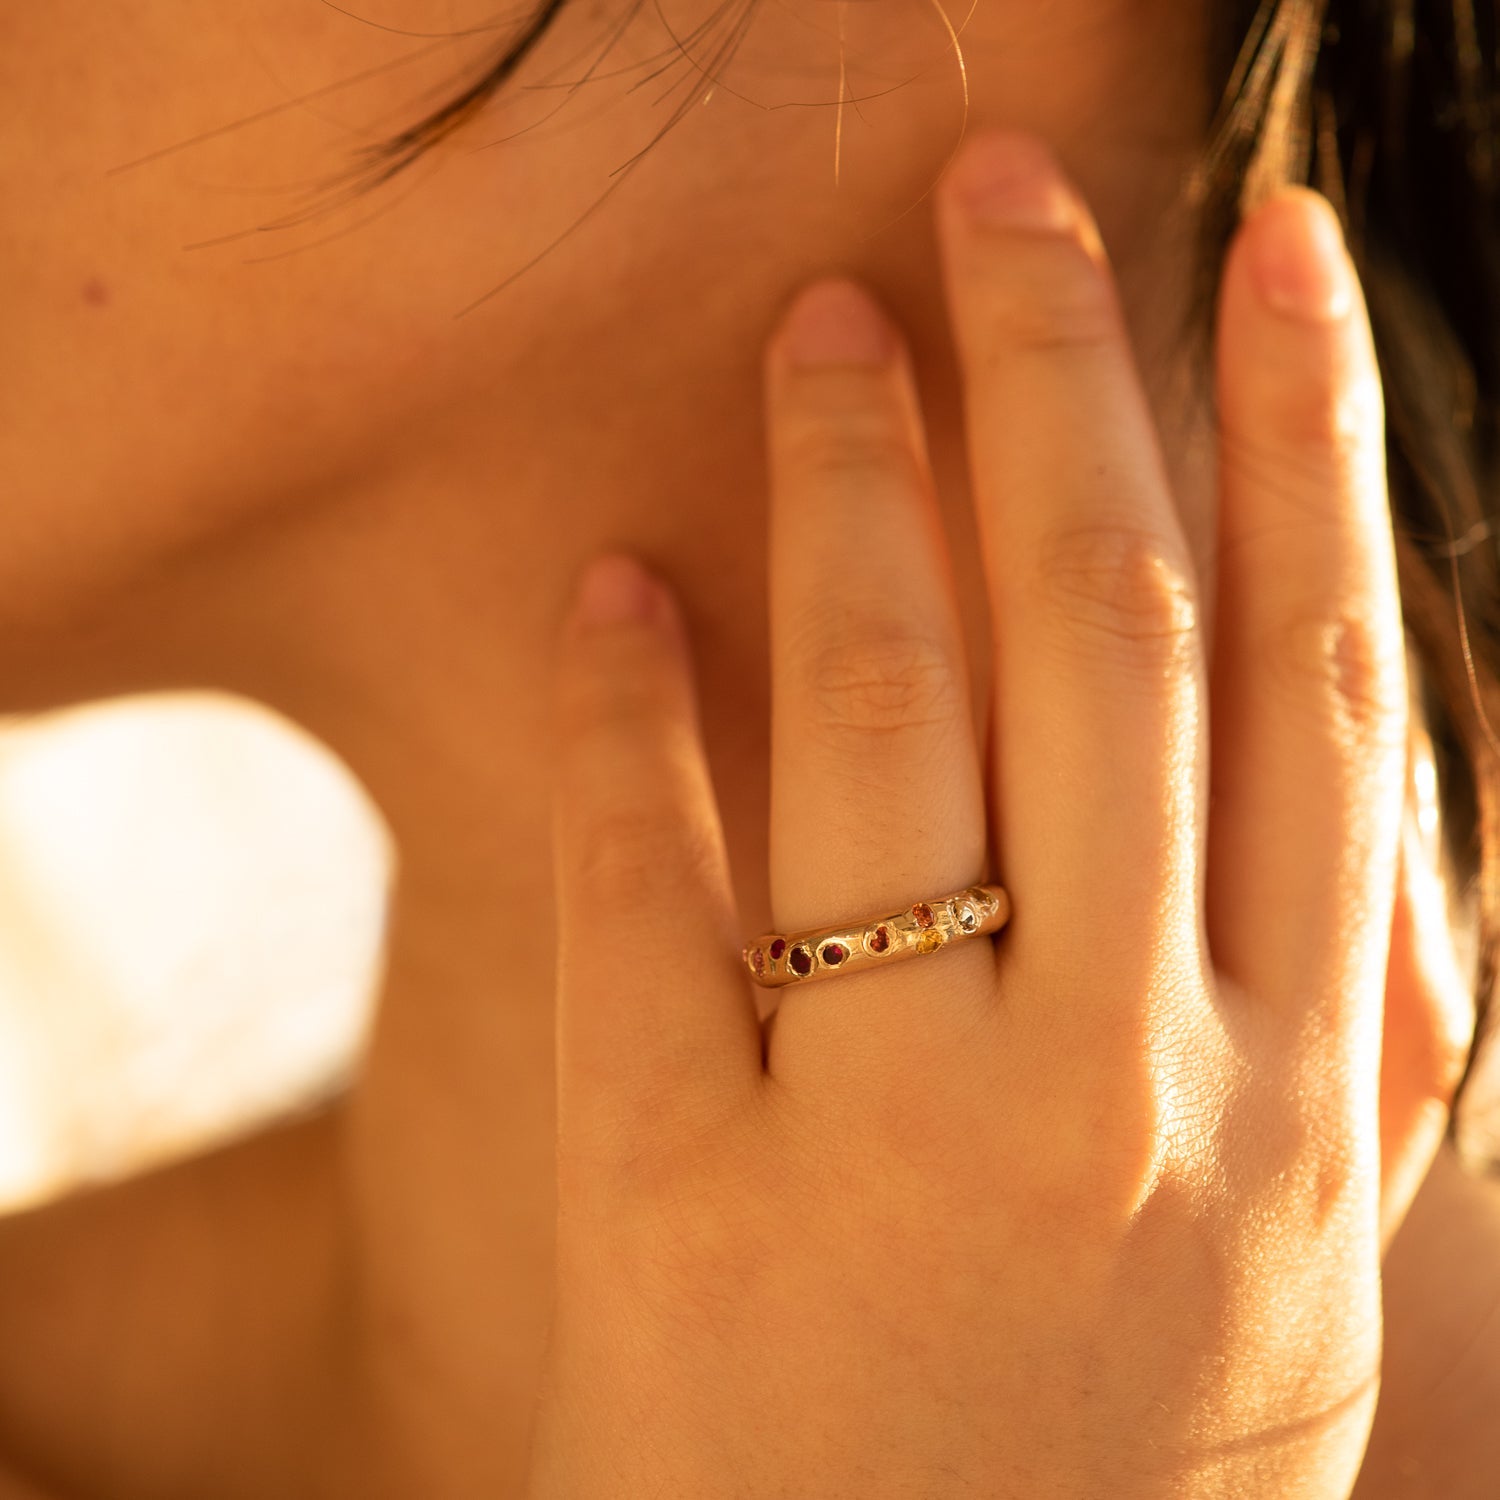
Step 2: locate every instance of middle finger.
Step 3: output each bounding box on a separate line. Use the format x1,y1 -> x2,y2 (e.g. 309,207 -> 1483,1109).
935,131 -> 1210,1014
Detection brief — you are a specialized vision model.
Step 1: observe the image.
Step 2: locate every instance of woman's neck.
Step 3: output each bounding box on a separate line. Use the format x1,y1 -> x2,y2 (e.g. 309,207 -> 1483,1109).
7,9 -> 1496,1487
1,0 -> 1215,1034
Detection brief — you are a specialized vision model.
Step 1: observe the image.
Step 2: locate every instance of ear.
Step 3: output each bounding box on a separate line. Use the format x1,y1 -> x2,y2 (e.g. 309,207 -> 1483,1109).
1377,686 -> 1479,1253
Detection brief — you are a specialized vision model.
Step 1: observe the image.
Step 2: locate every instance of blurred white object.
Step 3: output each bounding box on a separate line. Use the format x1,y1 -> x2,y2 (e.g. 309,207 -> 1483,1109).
0,693 -> 391,1211
0,693 -> 1495,1215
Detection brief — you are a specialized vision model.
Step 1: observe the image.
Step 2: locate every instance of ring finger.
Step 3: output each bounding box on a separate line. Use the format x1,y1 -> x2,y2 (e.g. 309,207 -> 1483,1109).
760,277 -> 993,1093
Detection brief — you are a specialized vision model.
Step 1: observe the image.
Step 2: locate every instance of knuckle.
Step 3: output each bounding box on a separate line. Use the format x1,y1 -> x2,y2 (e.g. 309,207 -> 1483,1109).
776,362 -> 899,424
555,635 -> 678,747
1262,606 -> 1408,747
1061,1023 -> 1168,1205
1057,1105 -> 1160,1229
1032,520 -> 1200,671
1240,1081 -> 1367,1236
777,403 -> 927,501
794,610 -> 966,741
1304,1132 -> 1362,1229
981,236 -> 1118,355
571,800 -> 722,895
1260,352 -> 1385,460
561,1067 -> 752,1217
1217,420 -> 1341,523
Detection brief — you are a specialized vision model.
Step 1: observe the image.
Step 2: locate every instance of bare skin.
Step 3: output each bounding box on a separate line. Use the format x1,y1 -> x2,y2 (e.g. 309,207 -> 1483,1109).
0,0 -> 1493,1495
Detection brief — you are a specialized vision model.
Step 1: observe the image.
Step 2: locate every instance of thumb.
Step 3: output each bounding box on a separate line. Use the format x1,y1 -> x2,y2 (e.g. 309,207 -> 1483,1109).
550,554 -> 762,1177
1376,706 -> 1476,1253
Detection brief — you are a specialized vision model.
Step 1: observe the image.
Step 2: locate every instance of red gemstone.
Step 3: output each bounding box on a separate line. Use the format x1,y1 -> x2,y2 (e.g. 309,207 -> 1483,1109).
820,942 -> 848,966
769,938 -> 787,961
912,903 -> 935,929
867,925 -> 890,954
750,947 -> 766,976
789,945 -> 813,977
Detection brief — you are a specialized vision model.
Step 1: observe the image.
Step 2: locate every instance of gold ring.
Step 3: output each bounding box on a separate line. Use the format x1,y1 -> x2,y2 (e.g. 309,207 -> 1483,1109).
741,883 -> 1010,989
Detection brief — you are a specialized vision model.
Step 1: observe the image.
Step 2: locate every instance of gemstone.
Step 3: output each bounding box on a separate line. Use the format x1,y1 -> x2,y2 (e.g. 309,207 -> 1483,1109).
955,902 -> 979,933
916,928 -> 945,955
769,938 -> 787,961
866,924 -> 890,954
820,942 -> 848,966
966,886 -> 994,914
912,902 -> 935,929
750,947 -> 766,976
789,945 -> 813,977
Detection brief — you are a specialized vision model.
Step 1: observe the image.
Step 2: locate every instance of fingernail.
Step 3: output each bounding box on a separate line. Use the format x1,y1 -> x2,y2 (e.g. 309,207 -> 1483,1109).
780,279 -> 895,367
1250,191 -> 1354,322
572,554 -> 661,628
949,131 -> 1076,232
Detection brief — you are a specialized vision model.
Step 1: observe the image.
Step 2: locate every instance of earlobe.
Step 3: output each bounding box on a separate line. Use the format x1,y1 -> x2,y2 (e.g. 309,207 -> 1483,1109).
1377,711 -> 1479,1251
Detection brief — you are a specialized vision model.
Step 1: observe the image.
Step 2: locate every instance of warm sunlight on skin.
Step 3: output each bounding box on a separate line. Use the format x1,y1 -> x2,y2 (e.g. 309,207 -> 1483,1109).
0,0 -> 1220,1131
0,0 -> 1497,1496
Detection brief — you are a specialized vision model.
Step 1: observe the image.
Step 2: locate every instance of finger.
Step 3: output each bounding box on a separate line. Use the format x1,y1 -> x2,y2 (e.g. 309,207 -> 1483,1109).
1376,722 -> 1473,1254
934,131 -> 1210,1009
759,278 -> 994,1089
1206,190 -> 1408,1030
550,555 -> 762,1164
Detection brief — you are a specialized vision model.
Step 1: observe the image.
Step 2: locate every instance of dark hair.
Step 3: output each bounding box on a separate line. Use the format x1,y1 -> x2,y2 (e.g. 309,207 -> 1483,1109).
1187,0 -> 1500,1170
363,0 -> 1500,1165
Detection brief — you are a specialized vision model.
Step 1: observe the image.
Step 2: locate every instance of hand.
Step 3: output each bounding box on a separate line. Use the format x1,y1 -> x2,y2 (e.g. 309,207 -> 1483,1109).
530,130 -> 1408,1496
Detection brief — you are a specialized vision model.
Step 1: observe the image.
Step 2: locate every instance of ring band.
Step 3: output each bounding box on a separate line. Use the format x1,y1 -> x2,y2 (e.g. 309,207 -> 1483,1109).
741,883 -> 1010,989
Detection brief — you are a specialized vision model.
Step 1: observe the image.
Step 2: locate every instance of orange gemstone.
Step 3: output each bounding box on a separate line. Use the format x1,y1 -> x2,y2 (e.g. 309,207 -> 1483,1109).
916,928 -> 945,954
912,903 -> 935,929
866,924 -> 890,954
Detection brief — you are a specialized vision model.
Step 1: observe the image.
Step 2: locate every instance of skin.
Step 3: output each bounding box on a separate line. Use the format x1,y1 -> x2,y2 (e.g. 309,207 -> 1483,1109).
0,0 -> 1494,1494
